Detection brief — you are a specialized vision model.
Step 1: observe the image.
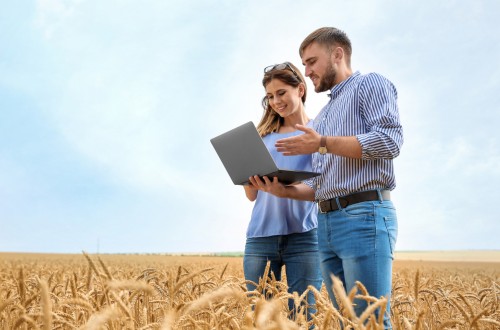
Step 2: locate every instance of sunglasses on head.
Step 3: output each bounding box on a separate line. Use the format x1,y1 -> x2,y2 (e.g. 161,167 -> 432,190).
263,62 -> 300,80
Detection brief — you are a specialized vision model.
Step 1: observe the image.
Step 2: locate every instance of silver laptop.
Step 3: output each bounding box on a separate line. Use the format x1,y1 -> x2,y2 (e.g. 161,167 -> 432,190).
210,121 -> 320,185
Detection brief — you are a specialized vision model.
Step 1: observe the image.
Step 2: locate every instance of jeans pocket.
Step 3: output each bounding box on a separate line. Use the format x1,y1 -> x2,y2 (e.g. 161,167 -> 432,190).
383,216 -> 398,255
341,201 -> 374,220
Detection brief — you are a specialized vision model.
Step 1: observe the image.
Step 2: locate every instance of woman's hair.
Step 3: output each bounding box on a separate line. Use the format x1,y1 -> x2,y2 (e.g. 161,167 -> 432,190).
257,62 -> 307,137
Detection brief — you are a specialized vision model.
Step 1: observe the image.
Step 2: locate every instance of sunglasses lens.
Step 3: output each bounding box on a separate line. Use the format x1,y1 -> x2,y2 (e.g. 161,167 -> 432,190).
275,63 -> 287,70
264,63 -> 287,73
264,65 -> 274,73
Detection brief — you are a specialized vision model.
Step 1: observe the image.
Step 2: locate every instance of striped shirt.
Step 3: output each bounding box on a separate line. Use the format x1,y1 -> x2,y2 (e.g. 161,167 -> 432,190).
305,71 -> 403,201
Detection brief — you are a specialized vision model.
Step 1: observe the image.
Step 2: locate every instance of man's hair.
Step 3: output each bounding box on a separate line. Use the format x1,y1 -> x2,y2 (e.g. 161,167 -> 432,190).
299,27 -> 352,65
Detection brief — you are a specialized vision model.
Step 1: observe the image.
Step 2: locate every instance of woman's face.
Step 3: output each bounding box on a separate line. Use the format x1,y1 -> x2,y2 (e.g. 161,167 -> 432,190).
264,78 -> 303,118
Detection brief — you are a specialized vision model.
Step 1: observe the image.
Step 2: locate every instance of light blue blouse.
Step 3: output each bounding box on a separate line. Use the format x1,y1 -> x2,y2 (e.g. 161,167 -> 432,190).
246,122 -> 318,238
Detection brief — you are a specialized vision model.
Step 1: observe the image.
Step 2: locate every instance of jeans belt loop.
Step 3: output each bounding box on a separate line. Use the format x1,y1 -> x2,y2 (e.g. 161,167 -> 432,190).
335,197 -> 342,210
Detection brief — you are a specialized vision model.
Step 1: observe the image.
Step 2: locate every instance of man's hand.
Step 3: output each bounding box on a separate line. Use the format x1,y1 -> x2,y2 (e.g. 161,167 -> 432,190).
275,124 -> 321,155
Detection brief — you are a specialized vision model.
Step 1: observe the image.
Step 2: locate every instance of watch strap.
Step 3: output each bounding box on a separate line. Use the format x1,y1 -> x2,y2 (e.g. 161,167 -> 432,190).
320,135 -> 327,148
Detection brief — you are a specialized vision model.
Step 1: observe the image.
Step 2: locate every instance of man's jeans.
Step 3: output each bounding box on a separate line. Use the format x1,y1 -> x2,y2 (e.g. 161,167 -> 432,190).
244,229 -> 323,321
317,196 -> 398,329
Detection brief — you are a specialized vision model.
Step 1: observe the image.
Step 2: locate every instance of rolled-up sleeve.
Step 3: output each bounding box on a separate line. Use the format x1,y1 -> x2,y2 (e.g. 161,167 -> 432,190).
356,73 -> 403,160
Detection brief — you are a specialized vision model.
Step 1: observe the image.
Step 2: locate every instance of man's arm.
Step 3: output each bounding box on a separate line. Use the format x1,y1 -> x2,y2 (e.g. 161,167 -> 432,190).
275,74 -> 402,160
323,135 -> 362,159
275,124 -> 362,159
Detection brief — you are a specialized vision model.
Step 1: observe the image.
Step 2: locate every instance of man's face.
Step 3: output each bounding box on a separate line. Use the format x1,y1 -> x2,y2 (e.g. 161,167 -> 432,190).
301,42 -> 337,93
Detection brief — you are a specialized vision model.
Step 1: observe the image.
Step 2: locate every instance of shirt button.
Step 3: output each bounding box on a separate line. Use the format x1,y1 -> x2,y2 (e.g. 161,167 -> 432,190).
317,184 -> 321,189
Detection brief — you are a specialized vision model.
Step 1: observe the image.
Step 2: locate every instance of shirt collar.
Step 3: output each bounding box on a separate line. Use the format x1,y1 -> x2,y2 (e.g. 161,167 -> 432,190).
328,71 -> 360,99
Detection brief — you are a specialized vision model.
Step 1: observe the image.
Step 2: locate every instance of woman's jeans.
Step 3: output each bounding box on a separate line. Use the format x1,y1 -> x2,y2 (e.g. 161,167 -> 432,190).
244,229 -> 323,321
317,198 -> 398,330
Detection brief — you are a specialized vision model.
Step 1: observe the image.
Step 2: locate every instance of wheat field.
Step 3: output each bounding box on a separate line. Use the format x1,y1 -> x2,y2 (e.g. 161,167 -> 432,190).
0,252 -> 498,329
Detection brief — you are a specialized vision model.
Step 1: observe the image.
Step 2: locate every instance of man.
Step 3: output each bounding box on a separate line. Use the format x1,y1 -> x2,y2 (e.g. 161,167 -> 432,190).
249,27 -> 403,329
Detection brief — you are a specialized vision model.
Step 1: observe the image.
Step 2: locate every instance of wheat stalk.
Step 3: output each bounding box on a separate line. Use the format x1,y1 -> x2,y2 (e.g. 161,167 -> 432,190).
39,278 -> 53,330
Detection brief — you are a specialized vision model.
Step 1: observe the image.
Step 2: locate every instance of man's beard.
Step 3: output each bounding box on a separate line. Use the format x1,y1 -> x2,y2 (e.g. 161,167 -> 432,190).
315,63 -> 336,93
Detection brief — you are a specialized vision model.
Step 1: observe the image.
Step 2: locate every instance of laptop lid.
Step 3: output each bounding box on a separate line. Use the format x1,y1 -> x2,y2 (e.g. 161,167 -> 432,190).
210,121 -> 319,185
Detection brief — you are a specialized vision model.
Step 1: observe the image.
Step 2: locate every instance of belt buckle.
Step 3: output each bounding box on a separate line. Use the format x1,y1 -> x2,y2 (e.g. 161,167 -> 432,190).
318,200 -> 327,214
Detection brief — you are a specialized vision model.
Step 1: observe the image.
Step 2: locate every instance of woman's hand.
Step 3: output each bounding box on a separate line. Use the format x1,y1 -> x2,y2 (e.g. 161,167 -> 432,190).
248,175 -> 287,198
243,183 -> 258,201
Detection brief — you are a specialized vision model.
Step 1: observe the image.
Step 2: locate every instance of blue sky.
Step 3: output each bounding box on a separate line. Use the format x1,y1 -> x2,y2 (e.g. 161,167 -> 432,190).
1,0 -> 499,253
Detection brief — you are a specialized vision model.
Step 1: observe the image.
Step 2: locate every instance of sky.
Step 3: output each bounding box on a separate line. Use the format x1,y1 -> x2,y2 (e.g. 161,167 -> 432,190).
1,0 -> 499,254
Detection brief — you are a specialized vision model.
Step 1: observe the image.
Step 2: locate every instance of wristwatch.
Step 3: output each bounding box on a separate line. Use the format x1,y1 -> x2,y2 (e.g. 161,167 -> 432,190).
318,136 -> 327,155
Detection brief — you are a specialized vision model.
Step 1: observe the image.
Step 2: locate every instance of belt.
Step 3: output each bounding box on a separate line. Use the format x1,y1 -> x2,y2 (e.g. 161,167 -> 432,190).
318,190 -> 390,214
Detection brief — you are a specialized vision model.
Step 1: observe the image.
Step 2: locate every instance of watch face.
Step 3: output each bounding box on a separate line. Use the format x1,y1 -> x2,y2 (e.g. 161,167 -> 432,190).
319,147 -> 327,155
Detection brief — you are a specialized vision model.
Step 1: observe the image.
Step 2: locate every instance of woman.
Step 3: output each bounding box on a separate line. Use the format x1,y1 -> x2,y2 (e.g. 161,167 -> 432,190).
243,62 -> 322,322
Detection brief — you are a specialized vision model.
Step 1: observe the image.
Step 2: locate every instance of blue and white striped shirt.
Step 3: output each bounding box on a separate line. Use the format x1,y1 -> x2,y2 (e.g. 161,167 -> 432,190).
306,71 -> 403,201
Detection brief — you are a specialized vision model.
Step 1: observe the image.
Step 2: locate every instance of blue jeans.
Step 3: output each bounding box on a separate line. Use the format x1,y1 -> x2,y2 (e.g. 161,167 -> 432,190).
318,195 -> 397,329
244,229 -> 323,321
